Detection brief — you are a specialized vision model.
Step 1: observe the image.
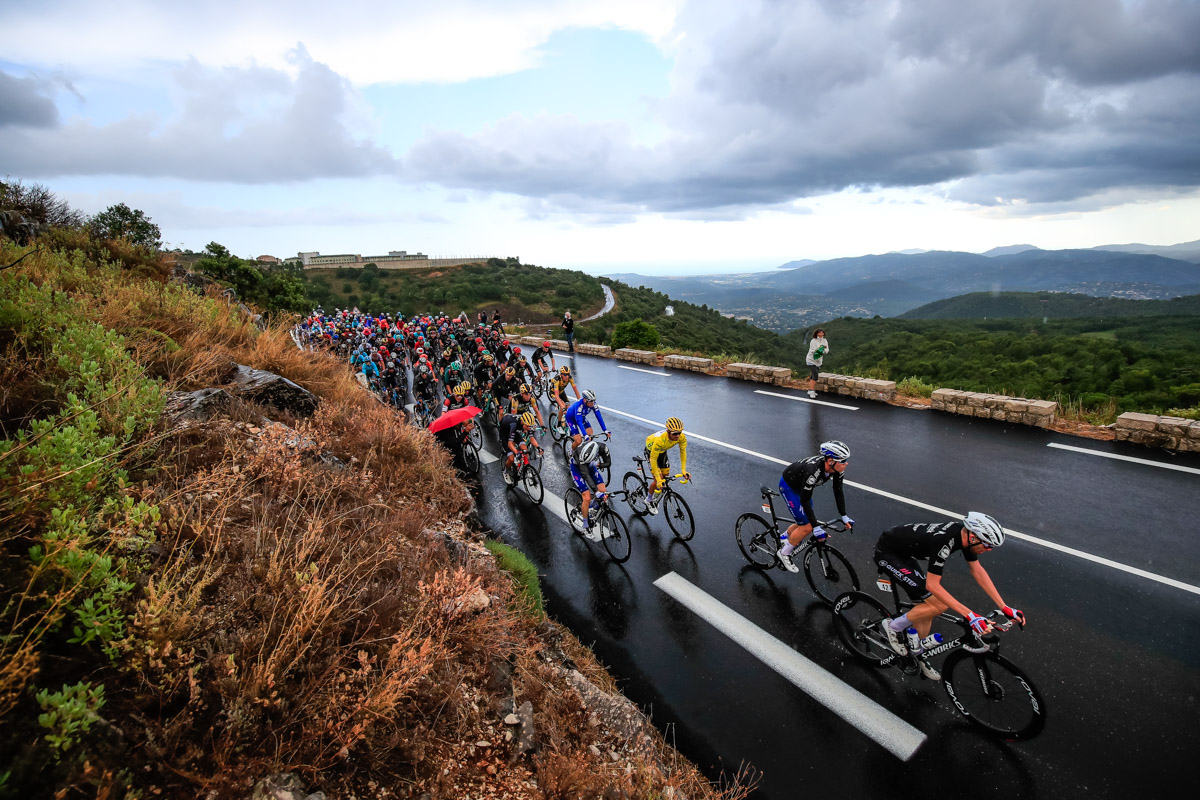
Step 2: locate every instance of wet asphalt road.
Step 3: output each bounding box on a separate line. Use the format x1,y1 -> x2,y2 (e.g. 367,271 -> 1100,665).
456,352 -> 1200,799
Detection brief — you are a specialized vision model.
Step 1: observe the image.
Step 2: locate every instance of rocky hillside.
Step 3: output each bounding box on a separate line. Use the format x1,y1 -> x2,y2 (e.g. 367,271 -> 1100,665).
0,235 -> 751,799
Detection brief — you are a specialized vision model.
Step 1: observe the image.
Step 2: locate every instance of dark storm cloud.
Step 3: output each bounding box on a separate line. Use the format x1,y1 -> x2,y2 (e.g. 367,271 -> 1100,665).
0,71 -> 60,128
405,0 -> 1200,215
0,47 -> 397,182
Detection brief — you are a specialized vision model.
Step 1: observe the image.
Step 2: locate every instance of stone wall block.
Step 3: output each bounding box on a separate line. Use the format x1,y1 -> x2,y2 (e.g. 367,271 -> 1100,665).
1116,412 -> 1160,431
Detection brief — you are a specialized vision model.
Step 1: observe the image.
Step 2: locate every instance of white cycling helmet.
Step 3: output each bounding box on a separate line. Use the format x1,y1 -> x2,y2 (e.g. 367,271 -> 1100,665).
577,440 -> 601,464
819,440 -> 850,462
583,389 -> 597,403
963,511 -> 1005,548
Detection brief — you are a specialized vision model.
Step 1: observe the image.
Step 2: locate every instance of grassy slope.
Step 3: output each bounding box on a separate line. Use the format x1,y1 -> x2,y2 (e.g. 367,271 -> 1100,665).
0,238 -> 742,799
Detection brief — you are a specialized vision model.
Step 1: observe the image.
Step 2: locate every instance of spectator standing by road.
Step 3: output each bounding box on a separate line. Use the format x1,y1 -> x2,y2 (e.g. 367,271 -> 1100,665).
805,328 -> 829,399
562,310 -> 575,353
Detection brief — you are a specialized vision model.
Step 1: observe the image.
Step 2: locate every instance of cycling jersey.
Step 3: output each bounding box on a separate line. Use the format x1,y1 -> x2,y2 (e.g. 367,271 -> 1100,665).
876,522 -> 977,577
565,398 -> 607,437
644,429 -> 687,478
569,458 -> 606,493
552,376 -> 575,398
532,346 -> 554,366
508,394 -> 537,416
498,414 -> 526,449
779,455 -> 846,526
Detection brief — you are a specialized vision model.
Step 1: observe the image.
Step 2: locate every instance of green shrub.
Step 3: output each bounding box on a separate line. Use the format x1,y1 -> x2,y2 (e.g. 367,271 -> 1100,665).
896,376 -> 935,398
484,539 -> 544,619
610,319 -> 660,350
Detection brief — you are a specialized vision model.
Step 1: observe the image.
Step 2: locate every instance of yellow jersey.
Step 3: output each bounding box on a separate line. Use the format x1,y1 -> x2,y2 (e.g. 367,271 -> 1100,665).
645,430 -> 687,472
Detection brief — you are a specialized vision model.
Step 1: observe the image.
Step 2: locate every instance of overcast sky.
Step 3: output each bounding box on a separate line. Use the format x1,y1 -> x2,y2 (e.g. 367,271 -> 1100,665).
3,0 -> 1198,274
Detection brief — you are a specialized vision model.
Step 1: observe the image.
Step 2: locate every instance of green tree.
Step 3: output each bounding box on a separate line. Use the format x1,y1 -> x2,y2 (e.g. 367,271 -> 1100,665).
89,202 -> 162,248
610,319 -> 660,350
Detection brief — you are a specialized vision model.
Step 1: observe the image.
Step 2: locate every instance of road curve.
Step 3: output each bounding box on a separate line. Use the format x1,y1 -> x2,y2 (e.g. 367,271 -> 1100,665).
581,284 -> 616,322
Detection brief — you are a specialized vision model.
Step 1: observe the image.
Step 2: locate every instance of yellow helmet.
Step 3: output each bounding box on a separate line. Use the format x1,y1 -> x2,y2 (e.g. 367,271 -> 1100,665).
504,367 -> 516,378
519,412 -> 536,426
452,383 -> 467,396
459,380 -> 472,393
665,416 -> 684,433
519,383 -> 531,393
559,365 -> 571,376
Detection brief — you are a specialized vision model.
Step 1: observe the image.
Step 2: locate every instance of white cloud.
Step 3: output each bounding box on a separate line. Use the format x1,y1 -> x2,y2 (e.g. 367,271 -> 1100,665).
0,0 -> 684,85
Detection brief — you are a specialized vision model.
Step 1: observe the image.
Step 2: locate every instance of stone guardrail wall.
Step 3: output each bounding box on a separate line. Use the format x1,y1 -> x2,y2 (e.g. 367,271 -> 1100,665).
575,343 -> 612,357
664,355 -> 713,373
614,348 -> 660,365
816,373 -> 897,402
725,363 -> 792,386
931,389 -> 1057,428
1114,413 -> 1200,451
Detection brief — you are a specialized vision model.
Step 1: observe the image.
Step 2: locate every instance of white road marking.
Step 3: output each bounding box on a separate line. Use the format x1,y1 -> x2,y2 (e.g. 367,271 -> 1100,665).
618,365 -> 670,377
653,572 -> 926,761
478,447 -> 573,525
600,404 -> 1200,597
754,389 -> 859,411
1047,442 -> 1200,476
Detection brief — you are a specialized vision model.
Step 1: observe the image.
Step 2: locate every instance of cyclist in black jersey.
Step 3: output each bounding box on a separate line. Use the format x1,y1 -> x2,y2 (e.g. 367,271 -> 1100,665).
776,441 -> 854,573
874,512 -> 1026,681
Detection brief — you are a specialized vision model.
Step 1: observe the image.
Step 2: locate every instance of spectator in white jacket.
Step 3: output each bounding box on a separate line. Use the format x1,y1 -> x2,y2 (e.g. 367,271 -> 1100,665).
805,329 -> 829,399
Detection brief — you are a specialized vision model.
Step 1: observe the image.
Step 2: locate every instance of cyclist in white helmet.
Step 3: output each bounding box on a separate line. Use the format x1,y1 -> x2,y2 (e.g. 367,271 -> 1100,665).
873,512 -> 1025,681
775,440 -> 854,572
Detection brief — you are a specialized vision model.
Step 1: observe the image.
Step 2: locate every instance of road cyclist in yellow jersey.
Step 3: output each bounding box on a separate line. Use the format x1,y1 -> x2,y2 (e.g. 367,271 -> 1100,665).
644,416 -> 690,515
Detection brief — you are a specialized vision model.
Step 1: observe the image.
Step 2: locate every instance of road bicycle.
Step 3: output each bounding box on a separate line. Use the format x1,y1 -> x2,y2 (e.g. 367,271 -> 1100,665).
480,390 -> 500,428
413,394 -> 438,428
831,582 -> 1046,741
461,432 -> 481,477
564,487 -> 632,563
532,368 -> 556,400
622,457 -> 694,541
547,406 -> 569,442
501,442 -> 544,505
734,486 -> 858,605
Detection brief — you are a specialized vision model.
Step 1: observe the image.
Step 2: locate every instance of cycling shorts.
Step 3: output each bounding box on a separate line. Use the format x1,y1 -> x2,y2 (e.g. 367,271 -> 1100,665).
570,462 -> 605,493
873,549 -> 933,602
778,477 -> 809,525
566,415 -> 592,437
643,447 -> 670,479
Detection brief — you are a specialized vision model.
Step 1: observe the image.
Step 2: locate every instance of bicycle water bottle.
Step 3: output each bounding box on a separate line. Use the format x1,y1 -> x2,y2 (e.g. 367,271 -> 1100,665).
905,627 -> 922,654
920,633 -> 944,650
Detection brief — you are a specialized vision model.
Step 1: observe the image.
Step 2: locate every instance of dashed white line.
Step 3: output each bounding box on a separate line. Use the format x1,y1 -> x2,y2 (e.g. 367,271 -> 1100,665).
1047,442 -> 1200,476
654,572 -> 926,761
754,389 -> 859,411
599,404 -> 1200,597
618,365 -> 670,377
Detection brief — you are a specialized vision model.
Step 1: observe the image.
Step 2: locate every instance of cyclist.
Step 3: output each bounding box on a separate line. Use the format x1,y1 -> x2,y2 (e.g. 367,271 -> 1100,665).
643,416 -> 690,515
565,389 -> 608,453
491,366 -> 520,410
531,340 -> 557,380
874,513 -> 1026,681
443,382 -> 471,412
499,410 -> 538,485
509,383 -> 546,431
569,439 -> 609,542
776,440 -> 854,574
551,365 -> 580,422
413,363 -> 438,409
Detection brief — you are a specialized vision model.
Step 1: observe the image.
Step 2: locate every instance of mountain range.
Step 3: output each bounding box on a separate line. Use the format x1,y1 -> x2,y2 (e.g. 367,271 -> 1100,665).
607,240 -> 1200,332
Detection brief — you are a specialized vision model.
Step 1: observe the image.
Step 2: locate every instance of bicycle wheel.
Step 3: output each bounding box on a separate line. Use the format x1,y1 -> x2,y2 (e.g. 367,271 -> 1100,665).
560,438 -> 574,463
549,413 -> 566,441
803,544 -> 859,605
622,472 -> 649,515
735,513 -> 778,569
462,442 -> 480,476
467,424 -> 483,451
831,591 -> 892,665
564,488 -> 585,534
942,650 -> 1047,741
532,378 -> 544,399
663,491 -> 695,541
599,510 -> 632,563
520,464 -> 544,505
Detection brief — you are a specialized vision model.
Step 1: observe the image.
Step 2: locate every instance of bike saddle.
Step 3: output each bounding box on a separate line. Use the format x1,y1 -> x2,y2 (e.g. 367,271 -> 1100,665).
759,485 -> 773,495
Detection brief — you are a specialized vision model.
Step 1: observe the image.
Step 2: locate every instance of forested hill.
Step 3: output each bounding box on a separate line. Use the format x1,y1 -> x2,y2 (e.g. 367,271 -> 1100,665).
301,259 -> 606,324
900,291 -> 1200,320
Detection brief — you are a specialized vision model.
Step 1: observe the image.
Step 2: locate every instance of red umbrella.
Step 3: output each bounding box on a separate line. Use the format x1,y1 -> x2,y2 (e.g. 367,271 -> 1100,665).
427,405 -> 481,433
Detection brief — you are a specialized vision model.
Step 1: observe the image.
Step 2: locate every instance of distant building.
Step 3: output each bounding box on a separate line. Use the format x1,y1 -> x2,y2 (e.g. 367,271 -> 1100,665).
256,255 -> 279,263
290,250 -> 494,271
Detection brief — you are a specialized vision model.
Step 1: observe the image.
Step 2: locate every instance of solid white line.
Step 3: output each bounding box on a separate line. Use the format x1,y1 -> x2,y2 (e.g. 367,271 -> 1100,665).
1047,442 -> 1200,476
754,389 -> 859,411
600,404 -> 1200,597
618,365 -> 670,377
653,572 -> 926,761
